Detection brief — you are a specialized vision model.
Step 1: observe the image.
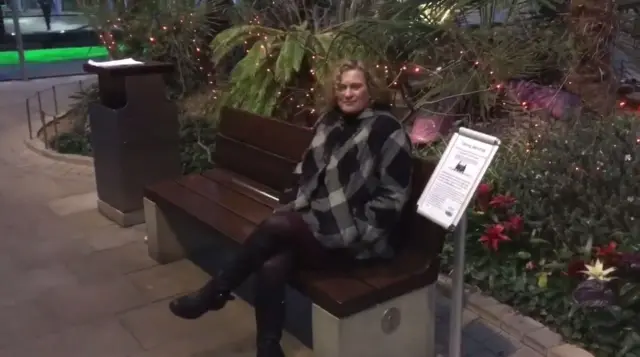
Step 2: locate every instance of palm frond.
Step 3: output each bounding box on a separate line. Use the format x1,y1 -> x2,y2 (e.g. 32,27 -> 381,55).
210,25 -> 284,63
274,31 -> 309,85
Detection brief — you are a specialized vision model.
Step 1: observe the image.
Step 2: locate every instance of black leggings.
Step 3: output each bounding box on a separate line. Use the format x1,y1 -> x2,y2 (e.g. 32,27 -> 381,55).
250,210 -> 352,285
245,211 -> 353,345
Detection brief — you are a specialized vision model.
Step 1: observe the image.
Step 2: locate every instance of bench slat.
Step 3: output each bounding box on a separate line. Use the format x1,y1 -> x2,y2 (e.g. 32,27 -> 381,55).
179,175 -> 273,226
220,107 -> 314,162
292,271 -> 380,318
215,135 -> 297,192
202,169 -> 280,209
145,180 -> 255,244
350,250 -> 435,299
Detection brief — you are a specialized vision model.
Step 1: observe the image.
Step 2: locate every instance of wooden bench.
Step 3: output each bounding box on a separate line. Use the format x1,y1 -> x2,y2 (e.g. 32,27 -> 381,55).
143,107 -> 446,357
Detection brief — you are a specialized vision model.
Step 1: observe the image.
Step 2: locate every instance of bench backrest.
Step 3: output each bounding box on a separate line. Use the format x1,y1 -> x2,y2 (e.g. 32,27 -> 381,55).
215,107 -> 314,192
216,107 -> 444,259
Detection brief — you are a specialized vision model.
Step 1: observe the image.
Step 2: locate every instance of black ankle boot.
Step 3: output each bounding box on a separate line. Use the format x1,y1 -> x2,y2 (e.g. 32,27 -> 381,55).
170,222 -> 283,320
255,299 -> 286,357
168,277 -> 237,319
255,277 -> 287,357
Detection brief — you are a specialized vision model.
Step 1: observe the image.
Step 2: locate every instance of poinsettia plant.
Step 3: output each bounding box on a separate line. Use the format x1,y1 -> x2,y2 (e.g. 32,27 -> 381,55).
466,183 -> 527,257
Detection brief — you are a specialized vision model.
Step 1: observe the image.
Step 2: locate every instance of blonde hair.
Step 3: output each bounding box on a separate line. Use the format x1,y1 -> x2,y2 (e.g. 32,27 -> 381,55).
317,59 -> 392,114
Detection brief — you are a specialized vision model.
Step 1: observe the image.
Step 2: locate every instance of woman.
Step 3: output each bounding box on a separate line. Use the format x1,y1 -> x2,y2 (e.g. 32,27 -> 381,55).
169,60 -> 413,357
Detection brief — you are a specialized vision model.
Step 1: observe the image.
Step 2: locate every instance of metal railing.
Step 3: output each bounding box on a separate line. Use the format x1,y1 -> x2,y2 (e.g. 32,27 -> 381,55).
24,79 -> 87,148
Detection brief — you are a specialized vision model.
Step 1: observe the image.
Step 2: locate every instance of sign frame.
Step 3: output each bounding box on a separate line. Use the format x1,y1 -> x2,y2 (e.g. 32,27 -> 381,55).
416,127 -> 501,231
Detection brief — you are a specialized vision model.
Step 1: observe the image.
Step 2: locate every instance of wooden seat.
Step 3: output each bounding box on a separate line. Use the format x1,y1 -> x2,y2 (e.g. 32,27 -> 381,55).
143,107 -> 446,357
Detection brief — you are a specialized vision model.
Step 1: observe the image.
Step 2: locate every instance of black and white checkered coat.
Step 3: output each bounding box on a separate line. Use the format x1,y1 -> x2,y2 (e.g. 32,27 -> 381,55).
278,108 -> 413,260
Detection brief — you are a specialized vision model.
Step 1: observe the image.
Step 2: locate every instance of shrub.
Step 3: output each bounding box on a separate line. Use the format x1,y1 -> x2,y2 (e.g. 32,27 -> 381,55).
50,132 -> 93,157
179,115 -> 217,174
439,114 -> 640,357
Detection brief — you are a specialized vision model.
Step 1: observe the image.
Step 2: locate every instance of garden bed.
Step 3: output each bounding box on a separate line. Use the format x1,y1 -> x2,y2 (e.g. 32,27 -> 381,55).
436,113 -> 640,357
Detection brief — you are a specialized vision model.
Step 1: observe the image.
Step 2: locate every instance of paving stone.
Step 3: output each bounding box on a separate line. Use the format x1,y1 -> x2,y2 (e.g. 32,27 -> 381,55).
470,350 -> 498,357
60,208 -> 117,232
523,328 -> 563,355
0,299 -> 60,348
0,262 -> 79,306
129,327 -> 313,357
127,331 -> 244,357
511,346 -> 544,357
437,295 -> 479,329
118,297 -> 255,350
548,344 -> 593,357
0,318 -> 142,357
47,191 -> 98,216
461,336 -> 486,356
34,277 -> 150,326
482,331 -> 522,356
75,222 -> 146,252
467,295 -> 515,327
464,319 -> 504,343
7,229 -> 95,270
127,259 -> 210,301
501,314 -> 545,340
65,241 -> 158,283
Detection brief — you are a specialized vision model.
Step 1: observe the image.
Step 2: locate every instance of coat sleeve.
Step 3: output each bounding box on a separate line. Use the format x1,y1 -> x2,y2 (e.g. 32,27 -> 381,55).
356,127 -> 413,244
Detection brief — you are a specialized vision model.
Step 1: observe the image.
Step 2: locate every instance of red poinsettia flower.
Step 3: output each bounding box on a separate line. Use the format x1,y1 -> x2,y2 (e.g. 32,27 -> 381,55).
476,183 -> 492,212
479,224 -> 511,251
565,260 -> 587,278
489,194 -> 517,209
505,215 -> 524,235
595,242 -> 618,257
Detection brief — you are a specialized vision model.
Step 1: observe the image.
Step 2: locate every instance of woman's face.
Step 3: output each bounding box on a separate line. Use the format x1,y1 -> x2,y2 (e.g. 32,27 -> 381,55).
336,69 -> 370,115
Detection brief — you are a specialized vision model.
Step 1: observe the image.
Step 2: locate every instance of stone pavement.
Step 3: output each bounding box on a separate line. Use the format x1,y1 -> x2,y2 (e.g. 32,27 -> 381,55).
0,76 -> 543,357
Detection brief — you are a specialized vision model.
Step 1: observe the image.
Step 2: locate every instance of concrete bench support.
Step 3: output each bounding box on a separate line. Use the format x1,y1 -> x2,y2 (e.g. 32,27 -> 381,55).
144,197 -> 186,264
312,284 -> 437,357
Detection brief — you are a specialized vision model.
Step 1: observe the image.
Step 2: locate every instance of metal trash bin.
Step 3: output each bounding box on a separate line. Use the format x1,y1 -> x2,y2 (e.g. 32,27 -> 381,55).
84,61 -> 181,227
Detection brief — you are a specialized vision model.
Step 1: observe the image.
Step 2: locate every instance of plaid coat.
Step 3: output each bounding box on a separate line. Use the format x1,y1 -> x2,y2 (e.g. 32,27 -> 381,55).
277,108 -> 413,260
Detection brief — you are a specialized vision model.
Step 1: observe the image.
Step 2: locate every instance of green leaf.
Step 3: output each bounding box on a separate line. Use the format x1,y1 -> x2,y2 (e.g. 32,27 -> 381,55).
618,283 -> 640,309
530,238 -> 551,245
274,31 -> 308,85
516,251 -> 531,260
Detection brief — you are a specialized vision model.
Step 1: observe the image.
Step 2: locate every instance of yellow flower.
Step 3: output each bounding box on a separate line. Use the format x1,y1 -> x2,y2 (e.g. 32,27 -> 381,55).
581,259 -> 616,282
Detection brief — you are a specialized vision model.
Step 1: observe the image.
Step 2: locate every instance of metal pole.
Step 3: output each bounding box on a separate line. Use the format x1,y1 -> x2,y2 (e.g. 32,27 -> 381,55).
25,98 -> 32,139
448,212 -> 468,357
8,0 -> 26,81
52,85 -> 59,116
37,91 -> 49,148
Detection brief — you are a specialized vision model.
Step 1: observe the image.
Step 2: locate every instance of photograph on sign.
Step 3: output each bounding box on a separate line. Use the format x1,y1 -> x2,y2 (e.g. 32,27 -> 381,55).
417,128 -> 500,230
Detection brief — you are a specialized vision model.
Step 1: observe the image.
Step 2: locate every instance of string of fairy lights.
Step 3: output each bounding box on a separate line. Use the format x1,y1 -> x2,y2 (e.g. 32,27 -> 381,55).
99,13 -> 216,90
97,13 -> 636,116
